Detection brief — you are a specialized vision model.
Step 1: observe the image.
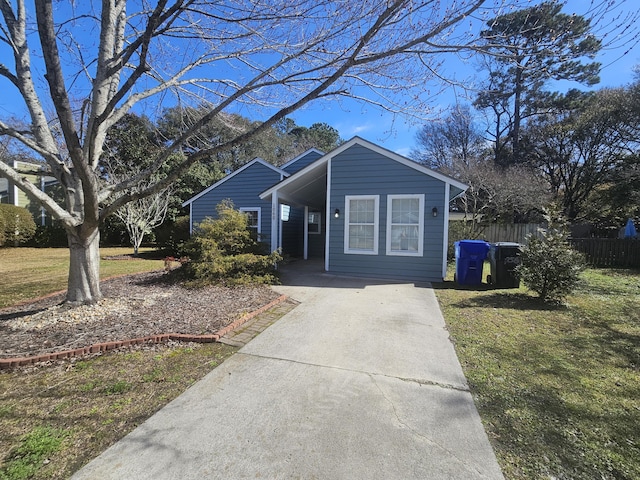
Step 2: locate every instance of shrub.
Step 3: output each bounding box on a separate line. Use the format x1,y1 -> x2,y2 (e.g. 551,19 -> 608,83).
178,200 -> 281,286
154,215 -> 191,255
516,207 -> 585,303
0,204 -> 37,246
25,224 -> 68,247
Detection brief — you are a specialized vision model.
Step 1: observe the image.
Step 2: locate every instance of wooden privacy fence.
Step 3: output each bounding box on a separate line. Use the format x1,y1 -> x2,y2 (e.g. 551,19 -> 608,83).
569,238 -> 640,268
480,223 -> 543,244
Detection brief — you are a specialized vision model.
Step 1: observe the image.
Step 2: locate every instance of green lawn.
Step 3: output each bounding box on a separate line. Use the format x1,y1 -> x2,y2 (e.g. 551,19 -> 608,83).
0,247 -> 164,308
435,266 -> 640,479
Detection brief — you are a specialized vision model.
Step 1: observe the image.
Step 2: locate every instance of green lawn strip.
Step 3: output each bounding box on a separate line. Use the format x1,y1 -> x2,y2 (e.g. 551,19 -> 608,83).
0,247 -> 164,308
0,343 -> 237,479
0,426 -> 67,480
434,267 -> 640,479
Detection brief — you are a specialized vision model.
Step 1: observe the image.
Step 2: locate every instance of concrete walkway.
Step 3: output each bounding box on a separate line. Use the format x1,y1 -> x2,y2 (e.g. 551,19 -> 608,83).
72,261 -> 504,479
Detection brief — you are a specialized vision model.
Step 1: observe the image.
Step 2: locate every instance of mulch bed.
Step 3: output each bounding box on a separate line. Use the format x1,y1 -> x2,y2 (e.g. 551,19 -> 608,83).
0,271 -> 281,361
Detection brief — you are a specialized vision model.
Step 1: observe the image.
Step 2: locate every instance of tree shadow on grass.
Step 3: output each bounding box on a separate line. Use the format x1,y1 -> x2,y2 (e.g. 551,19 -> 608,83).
432,281 -> 562,312
432,280 -> 493,292
474,330 -> 640,479
455,292 -> 565,312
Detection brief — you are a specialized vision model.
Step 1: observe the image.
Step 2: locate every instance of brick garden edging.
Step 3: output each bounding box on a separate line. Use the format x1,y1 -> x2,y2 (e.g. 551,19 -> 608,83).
0,294 -> 288,369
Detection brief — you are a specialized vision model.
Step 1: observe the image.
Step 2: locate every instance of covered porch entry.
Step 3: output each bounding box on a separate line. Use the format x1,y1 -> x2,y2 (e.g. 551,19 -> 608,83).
261,158 -> 328,261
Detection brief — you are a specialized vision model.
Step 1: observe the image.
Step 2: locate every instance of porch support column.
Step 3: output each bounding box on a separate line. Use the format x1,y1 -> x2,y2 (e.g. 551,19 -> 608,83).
303,205 -> 309,260
442,183 -> 450,280
324,158 -> 332,272
271,191 -> 279,253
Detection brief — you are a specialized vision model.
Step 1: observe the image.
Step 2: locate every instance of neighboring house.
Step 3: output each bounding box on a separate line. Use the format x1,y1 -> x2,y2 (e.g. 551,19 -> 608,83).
183,137 -> 468,282
0,159 -> 57,226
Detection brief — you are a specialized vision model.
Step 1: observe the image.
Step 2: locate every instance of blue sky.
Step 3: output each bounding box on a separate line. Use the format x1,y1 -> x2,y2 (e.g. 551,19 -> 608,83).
288,0 -> 640,157
1,1 -> 639,159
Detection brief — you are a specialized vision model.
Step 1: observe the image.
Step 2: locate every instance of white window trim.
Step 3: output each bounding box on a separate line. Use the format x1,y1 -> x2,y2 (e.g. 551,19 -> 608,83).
308,210 -> 322,235
386,194 -> 424,257
239,207 -> 261,233
344,195 -> 379,255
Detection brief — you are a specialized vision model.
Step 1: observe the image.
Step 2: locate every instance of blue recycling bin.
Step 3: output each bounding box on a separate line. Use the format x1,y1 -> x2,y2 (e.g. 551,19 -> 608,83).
454,240 -> 490,285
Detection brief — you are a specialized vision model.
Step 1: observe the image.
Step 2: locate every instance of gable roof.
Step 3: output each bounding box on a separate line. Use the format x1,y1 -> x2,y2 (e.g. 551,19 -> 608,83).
182,158 -> 288,207
259,136 -> 468,202
279,148 -> 325,174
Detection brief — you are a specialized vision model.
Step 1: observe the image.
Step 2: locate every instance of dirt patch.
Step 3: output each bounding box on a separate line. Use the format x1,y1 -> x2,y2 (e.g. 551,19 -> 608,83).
0,270 -> 281,360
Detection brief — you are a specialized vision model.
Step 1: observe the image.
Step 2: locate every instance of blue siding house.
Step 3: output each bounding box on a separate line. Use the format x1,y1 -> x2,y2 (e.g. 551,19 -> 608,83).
182,158 -> 288,247
184,137 -> 467,282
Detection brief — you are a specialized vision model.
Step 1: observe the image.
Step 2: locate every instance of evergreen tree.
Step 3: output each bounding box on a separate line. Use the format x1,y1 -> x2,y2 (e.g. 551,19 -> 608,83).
475,1 -> 601,166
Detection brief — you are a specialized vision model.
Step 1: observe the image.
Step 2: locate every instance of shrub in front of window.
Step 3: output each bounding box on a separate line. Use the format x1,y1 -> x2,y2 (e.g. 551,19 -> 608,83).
516,208 -> 584,303
178,200 -> 281,286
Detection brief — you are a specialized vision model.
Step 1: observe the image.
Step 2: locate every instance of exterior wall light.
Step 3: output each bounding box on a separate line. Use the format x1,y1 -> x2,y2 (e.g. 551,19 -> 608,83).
432,207 -> 438,217
334,208 -> 340,218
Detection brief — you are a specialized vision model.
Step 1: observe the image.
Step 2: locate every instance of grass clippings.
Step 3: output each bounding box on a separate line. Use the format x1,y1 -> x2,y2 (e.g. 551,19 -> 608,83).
435,267 -> 640,479
0,343 -> 237,479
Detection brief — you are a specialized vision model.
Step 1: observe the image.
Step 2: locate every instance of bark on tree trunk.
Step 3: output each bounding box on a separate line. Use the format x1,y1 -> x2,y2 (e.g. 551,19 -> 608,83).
66,227 -> 102,305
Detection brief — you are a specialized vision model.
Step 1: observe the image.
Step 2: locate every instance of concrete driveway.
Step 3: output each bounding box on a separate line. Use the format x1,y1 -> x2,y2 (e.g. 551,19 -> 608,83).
73,261 -> 504,479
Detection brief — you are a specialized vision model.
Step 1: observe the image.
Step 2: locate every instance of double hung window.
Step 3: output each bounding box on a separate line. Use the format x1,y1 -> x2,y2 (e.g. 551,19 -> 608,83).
344,195 -> 379,255
386,195 -> 424,256
240,207 -> 261,237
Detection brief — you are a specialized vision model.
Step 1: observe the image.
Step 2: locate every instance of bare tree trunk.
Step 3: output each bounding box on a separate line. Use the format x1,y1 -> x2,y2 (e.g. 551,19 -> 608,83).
66,227 -> 102,305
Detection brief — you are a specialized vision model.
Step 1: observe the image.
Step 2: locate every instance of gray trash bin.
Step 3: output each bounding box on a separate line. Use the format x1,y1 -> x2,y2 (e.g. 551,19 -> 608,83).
487,242 -> 521,288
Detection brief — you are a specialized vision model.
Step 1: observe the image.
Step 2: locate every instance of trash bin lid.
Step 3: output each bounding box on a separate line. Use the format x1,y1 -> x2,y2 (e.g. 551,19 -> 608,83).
456,240 -> 490,255
492,242 -> 521,248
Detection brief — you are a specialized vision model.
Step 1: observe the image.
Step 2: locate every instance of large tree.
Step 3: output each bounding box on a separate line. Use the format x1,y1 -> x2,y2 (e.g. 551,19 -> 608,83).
411,105 -> 484,170
475,1 -> 602,166
524,86 -> 640,222
412,104 -> 548,238
0,0 -> 633,304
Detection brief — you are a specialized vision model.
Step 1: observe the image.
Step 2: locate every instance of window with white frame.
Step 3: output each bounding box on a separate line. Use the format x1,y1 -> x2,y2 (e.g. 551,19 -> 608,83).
239,207 -> 261,236
386,194 -> 424,256
344,195 -> 379,255
308,211 -> 321,234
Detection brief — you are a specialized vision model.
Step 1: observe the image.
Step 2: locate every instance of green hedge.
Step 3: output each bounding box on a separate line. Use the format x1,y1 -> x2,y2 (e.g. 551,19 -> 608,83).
0,204 -> 37,247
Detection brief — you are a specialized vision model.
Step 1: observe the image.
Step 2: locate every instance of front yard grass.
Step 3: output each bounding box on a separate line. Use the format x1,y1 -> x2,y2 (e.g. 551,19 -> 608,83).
435,267 -> 640,479
0,247 -> 164,308
0,343 -> 237,479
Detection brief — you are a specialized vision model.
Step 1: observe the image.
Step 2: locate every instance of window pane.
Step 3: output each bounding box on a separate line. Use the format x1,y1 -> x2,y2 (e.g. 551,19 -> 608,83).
349,225 -> 374,250
350,199 -> 374,224
392,198 -> 419,224
390,225 -> 419,251
244,210 -> 258,227
308,211 -> 321,234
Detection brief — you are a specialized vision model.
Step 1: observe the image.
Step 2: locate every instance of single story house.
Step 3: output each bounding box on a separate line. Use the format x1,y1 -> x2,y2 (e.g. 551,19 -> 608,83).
182,137 -> 467,282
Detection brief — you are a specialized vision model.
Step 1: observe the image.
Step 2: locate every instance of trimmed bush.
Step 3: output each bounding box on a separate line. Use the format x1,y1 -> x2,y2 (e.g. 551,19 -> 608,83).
178,200 -> 281,286
0,204 -> 37,246
26,224 -> 68,247
516,208 -> 584,303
